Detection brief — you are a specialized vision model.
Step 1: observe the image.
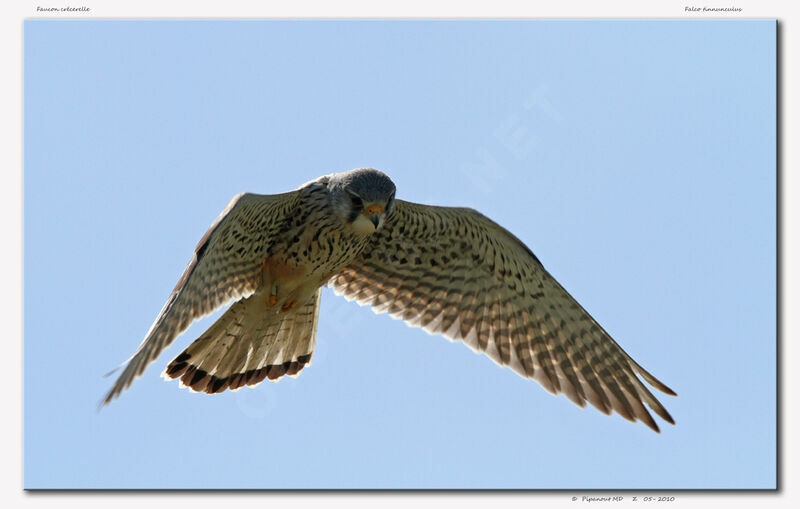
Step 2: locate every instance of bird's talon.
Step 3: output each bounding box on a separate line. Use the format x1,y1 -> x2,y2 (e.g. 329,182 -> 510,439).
268,295 -> 278,307
281,300 -> 298,312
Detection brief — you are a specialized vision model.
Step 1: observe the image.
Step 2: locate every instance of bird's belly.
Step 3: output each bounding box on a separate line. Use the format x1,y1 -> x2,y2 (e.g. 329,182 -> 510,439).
260,225 -> 369,310
259,255 -> 340,309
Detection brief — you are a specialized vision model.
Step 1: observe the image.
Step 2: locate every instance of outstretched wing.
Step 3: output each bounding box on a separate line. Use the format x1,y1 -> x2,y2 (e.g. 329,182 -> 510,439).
102,191 -> 300,405
328,199 -> 676,432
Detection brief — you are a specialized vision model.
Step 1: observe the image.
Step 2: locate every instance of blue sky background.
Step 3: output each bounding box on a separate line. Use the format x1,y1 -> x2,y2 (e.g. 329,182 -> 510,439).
23,20 -> 775,489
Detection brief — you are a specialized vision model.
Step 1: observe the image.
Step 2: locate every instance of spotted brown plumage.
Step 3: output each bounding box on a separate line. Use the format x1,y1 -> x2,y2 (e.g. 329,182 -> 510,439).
103,168 -> 675,432
329,200 -> 676,431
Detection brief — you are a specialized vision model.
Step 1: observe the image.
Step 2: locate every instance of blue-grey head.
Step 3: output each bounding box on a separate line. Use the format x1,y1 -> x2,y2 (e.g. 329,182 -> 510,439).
325,168 -> 396,234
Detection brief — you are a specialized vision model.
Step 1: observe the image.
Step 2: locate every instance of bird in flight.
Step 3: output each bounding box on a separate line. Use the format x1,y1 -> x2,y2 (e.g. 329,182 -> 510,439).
102,168 -> 676,431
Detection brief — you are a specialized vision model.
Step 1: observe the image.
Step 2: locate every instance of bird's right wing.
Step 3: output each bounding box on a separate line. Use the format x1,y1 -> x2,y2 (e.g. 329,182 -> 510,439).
102,191 -> 300,405
329,199 -> 676,432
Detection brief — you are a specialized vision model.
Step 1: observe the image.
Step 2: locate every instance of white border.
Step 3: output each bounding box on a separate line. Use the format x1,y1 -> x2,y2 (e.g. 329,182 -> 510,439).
3,1 -> 794,507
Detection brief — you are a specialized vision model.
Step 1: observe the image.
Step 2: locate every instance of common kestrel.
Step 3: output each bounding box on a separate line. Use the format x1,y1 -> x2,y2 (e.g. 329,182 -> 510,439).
103,168 -> 676,432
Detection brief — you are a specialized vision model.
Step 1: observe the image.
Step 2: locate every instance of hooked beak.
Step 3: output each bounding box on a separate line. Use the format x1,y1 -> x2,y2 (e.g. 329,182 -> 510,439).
367,213 -> 380,229
363,204 -> 384,229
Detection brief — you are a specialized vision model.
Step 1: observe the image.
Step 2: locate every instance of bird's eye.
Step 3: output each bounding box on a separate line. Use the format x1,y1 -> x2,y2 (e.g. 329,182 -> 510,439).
348,193 -> 363,209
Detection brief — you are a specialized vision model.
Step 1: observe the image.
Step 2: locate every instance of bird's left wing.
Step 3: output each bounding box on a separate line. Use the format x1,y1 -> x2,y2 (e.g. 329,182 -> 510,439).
328,199 -> 676,432
102,191 -> 300,405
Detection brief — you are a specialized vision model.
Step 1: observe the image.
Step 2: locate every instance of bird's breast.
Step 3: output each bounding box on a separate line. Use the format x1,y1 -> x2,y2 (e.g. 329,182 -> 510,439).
263,211 -> 372,306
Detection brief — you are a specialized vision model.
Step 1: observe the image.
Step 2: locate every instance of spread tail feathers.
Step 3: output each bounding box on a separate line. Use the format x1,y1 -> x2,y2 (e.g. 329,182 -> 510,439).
163,289 -> 321,394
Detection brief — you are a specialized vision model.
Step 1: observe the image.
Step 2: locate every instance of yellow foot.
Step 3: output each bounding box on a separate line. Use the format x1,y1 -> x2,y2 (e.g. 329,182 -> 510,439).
268,295 -> 278,308
281,300 -> 298,312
